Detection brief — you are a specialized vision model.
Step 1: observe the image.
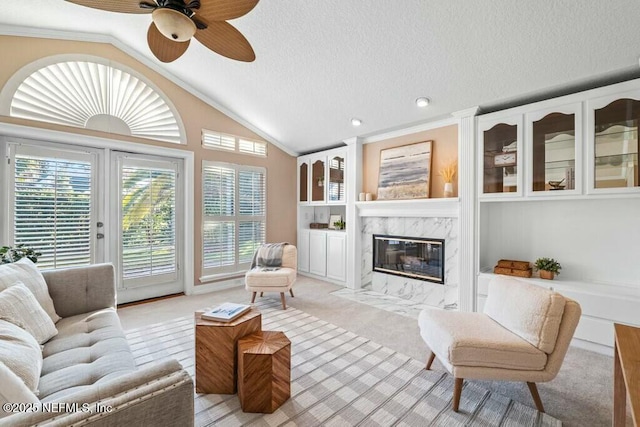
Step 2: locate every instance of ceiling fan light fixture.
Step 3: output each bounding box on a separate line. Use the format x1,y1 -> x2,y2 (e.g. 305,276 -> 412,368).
351,118 -> 362,127
415,97 -> 430,108
152,8 -> 196,42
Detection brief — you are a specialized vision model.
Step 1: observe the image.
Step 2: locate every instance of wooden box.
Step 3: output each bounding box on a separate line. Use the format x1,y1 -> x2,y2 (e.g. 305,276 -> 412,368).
496,259 -> 530,270
494,266 -> 533,278
309,223 -> 328,229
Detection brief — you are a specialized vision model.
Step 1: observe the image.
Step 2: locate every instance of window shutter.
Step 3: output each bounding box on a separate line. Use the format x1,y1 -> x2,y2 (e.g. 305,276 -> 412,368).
238,221 -> 265,264
121,166 -> 176,279
203,221 -> 236,268
238,170 -> 265,216
203,165 -> 235,216
238,139 -> 267,156
13,155 -> 93,269
202,130 -> 236,151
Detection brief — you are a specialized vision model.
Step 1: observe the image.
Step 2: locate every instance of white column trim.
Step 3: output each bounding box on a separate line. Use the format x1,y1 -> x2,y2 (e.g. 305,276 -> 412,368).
344,137 -> 363,289
453,107 -> 478,312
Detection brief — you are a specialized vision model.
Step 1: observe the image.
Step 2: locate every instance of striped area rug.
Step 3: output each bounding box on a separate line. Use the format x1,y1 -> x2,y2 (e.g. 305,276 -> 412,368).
125,300 -> 561,427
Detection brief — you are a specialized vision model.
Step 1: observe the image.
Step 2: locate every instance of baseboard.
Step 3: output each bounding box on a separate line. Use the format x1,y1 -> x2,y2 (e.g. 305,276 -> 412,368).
571,337 -> 613,356
299,271 -> 346,287
190,278 -> 244,295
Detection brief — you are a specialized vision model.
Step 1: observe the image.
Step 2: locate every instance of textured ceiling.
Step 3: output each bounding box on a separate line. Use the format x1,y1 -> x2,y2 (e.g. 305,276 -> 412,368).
2,1 -> 640,155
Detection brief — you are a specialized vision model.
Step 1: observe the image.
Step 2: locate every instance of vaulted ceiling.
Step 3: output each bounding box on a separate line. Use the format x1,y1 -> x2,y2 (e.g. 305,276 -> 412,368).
2,1 -> 640,155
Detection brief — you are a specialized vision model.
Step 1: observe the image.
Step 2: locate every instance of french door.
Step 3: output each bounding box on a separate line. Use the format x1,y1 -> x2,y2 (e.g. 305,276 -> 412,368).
111,152 -> 184,303
3,140 -> 185,304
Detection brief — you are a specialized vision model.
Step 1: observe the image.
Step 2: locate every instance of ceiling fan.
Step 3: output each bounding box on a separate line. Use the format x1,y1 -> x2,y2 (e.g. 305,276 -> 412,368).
66,0 -> 259,63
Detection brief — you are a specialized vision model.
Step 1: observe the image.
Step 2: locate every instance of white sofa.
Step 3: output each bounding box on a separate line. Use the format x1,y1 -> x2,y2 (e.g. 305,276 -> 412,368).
419,275 -> 581,412
0,260 -> 194,426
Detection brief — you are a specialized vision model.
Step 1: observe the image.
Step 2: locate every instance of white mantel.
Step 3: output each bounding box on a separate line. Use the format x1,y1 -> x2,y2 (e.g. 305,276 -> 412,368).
355,198 -> 460,218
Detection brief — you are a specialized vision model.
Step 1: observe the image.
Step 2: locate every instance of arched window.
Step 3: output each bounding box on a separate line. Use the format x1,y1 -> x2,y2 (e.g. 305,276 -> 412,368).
1,56 -> 185,144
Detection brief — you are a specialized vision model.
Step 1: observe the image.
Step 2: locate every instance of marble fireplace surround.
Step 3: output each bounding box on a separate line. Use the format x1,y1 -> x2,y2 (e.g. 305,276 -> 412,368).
357,199 -> 459,310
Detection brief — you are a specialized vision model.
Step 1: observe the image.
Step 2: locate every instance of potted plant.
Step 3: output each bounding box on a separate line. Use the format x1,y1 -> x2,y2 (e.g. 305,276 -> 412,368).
534,257 -> 561,280
0,244 -> 41,264
439,159 -> 457,198
333,220 -> 346,230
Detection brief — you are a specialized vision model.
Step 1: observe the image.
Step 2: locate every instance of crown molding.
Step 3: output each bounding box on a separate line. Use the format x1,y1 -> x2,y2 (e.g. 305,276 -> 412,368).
0,25 -> 299,157
452,106 -> 479,118
361,116 -> 459,144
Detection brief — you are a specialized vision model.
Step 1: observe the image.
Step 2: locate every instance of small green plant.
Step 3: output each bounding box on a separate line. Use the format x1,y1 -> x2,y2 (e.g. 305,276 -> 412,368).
0,244 -> 41,264
534,257 -> 561,274
333,220 -> 346,230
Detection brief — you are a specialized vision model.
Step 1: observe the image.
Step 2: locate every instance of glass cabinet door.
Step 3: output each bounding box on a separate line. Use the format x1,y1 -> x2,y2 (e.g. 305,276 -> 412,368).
328,155 -> 345,202
298,161 -> 308,202
529,106 -> 580,194
311,159 -> 325,202
592,98 -> 639,191
479,117 -> 522,196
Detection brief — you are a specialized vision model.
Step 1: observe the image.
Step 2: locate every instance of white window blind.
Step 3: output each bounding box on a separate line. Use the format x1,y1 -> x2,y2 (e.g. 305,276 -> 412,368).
202,130 -> 236,151
120,165 -> 177,280
10,147 -> 94,269
202,162 -> 266,276
239,139 -> 267,156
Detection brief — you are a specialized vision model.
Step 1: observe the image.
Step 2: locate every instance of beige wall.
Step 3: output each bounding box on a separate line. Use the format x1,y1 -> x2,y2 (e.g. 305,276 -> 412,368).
362,124 -> 458,199
0,35 -> 297,285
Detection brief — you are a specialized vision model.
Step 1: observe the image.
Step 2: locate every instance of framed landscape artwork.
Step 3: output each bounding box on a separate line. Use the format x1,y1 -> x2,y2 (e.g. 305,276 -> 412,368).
377,141 -> 433,200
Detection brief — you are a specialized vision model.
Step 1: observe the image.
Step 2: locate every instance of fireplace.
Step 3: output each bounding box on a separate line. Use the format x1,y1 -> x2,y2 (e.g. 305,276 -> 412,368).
373,234 -> 444,284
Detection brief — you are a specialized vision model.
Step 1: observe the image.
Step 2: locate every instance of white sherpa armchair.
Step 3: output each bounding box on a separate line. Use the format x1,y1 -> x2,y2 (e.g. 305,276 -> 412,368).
245,244 -> 297,309
419,276 -> 581,413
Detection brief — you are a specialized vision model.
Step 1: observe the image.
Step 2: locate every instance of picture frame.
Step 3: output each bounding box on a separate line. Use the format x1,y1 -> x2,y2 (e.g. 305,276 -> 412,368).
328,214 -> 342,230
377,141 -> 433,200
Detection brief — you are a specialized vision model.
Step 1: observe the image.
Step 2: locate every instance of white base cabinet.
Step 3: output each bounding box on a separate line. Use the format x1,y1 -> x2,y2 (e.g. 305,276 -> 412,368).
297,229 -> 347,284
309,231 -> 327,276
326,233 -> 346,282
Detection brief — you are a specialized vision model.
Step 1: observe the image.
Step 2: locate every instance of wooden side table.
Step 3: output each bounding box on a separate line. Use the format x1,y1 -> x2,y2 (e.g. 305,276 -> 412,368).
613,323 -> 640,427
194,308 -> 261,394
237,331 -> 291,413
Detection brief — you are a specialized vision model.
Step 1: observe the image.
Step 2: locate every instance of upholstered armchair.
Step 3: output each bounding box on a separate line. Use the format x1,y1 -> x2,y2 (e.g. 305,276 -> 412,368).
419,275 -> 581,413
245,244 -> 297,309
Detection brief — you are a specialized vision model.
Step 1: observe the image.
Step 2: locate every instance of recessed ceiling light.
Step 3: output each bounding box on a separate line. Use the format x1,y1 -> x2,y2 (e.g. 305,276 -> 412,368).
351,118 -> 362,127
415,97 -> 430,108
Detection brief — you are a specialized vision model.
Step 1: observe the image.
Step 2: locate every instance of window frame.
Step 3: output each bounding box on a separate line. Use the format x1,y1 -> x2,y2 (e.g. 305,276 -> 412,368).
201,160 -> 267,279
202,129 -> 268,157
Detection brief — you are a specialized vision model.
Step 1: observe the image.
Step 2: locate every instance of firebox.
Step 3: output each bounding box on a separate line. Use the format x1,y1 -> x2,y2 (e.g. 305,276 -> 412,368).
372,234 -> 444,284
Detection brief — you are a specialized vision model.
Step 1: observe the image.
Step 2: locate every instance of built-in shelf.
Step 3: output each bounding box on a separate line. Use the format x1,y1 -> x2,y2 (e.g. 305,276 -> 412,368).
355,198 -> 460,218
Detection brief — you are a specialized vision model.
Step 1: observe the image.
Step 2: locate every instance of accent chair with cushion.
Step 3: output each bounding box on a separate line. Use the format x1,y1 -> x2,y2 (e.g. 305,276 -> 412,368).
419,275 -> 581,413
245,244 -> 297,309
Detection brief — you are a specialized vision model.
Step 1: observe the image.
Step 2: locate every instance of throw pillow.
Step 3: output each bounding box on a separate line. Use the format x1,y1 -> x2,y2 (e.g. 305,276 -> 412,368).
0,258 -> 60,323
0,282 -> 58,344
0,319 -> 43,394
0,361 -> 39,419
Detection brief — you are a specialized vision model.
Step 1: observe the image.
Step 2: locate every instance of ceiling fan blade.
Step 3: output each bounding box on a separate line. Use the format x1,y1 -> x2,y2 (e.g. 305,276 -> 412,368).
147,22 -> 190,63
65,0 -> 152,14
196,0 -> 259,21
194,21 -> 255,62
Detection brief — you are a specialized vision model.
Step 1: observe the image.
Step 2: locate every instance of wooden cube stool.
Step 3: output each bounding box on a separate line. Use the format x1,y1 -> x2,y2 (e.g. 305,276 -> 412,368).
237,331 -> 291,413
194,309 -> 261,394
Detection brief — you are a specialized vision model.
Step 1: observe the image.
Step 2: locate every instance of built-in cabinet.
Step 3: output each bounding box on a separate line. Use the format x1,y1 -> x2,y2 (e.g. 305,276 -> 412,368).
297,146 -> 348,285
478,86 -> 640,200
298,147 -> 346,205
477,80 -> 640,353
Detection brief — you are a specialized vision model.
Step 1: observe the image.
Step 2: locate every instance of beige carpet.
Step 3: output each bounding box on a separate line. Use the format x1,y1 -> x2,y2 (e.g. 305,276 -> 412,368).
125,298 -> 560,426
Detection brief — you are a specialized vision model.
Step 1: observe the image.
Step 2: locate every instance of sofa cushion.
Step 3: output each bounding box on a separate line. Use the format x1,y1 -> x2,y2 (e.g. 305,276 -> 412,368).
0,282 -> 58,344
0,362 -> 39,419
245,267 -> 296,289
419,309 -> 547,371
0,258 -> 60,323
483,276 -> 566,354
0,320 -> 43,394
39,308 -> 136,401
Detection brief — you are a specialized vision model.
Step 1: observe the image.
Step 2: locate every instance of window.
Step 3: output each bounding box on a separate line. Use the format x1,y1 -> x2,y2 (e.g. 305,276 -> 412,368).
2,59 -> 185,144
8,144 -> 96,269
202,161 -> 266,276
118,156 -> 179,286
202,129 -> 267,157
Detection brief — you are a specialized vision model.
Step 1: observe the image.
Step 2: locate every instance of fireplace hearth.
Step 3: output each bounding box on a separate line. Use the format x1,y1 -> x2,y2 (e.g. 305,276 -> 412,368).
373,234 -> 444,284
